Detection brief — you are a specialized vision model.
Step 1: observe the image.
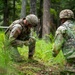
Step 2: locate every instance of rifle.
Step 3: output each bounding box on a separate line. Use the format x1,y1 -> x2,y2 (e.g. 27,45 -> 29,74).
0,26 -> 9,29
0,26 -> 9,34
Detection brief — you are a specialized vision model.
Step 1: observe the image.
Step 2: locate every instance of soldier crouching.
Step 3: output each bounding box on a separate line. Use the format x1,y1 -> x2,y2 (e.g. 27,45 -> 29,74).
5,14 -> 38,62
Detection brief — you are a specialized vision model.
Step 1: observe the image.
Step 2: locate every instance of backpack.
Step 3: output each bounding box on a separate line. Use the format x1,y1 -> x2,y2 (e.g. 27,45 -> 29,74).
62,21 -> 75,60
5,19 -> 23,35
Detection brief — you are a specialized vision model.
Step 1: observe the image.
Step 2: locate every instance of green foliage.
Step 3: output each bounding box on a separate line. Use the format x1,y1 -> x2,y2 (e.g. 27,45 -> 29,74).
35,39 -> 65,65
26,0 -> 30,15
0,31 -> 24,75
51,0 -> 60,3
18,37 -> 65,66
0,31 -> 65,74
0,31 -> 9,75
0,32 -> 7,67
60,0 -> 75,12
50,8 -> 57,19
35,39 -> 53,62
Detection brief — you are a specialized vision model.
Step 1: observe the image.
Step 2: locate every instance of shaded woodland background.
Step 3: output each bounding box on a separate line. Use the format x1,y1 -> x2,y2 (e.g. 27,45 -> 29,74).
0,0 -> 75,38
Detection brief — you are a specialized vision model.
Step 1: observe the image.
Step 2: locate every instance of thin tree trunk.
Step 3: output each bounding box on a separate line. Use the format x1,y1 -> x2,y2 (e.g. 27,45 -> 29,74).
30,0 -> 37,15
20,0 -> 26,18
38,0 -> 43,38
30,0 -> 37,36
13,0 -> 15,21
3,0 -> 9,26
42,0 -> 51,40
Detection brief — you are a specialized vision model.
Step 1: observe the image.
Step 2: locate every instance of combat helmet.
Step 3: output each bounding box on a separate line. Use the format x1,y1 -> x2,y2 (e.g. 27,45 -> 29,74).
59,9 -> 74,19
26,14 -> 38,27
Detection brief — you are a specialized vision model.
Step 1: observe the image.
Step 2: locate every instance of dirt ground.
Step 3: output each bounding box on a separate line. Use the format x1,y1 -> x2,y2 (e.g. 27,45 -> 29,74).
12,59 -> 61,75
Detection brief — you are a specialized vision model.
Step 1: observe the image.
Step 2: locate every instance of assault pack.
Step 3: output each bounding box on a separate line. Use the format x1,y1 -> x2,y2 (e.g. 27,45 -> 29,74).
5,19 -> 23,35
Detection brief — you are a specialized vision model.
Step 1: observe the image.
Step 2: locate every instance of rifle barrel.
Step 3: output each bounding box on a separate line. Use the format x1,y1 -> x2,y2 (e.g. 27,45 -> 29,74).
0,26 -> 9,29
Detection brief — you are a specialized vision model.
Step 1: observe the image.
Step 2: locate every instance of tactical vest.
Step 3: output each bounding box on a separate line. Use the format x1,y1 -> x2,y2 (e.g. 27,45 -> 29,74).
62,20 -> 75,61
5,19 -> 30,41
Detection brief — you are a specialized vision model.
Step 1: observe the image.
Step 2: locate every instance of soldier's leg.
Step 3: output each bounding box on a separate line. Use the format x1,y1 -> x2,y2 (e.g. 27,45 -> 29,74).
28,38 -> 36,59
10,46 -> 22,62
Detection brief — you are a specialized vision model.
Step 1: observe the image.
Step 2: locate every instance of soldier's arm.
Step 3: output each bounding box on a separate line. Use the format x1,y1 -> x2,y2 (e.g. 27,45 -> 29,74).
52,33 -> 64,57
9,24 -> 25,46
52,26 -> 66,57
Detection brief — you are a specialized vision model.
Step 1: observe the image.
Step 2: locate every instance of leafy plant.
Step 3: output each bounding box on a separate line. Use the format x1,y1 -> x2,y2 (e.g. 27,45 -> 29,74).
0,31 -> 65,75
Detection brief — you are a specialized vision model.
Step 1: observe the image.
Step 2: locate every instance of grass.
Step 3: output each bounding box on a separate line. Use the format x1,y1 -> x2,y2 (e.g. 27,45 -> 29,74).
18,38 -> 65,65
0,31 -> 65,75
0,31 -> 24,75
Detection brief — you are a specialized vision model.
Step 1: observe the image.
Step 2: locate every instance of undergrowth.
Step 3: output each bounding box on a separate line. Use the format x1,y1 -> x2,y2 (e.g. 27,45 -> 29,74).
0,31 -> 65,75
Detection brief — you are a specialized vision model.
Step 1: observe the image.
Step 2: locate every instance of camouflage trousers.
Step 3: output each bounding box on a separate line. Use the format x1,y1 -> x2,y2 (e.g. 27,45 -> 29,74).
60,62 -> 75,75
9,37 -> 36,62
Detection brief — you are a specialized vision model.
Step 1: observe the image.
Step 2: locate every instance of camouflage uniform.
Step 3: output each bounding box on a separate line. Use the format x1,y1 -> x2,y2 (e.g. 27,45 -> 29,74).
52,9 -> 75,75
6,18 -> 36,62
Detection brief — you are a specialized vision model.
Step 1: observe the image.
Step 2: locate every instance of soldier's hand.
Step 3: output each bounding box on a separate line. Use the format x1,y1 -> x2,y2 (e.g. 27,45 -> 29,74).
24,40 -> 30,46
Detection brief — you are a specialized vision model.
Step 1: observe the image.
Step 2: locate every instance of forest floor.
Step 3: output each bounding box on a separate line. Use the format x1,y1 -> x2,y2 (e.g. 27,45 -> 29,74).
12,59 -> 62,75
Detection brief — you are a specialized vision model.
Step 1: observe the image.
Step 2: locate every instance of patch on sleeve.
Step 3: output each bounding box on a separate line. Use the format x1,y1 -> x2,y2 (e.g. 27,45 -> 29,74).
16,28 -> 21,34
13,24 -> 22,34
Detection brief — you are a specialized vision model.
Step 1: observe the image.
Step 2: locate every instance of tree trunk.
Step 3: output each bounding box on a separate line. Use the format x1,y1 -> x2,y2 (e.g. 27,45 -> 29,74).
30,0 -> 37,36
30,0 -> 37,14
3,0 -> 9,26
42,0 -> 51,39
13,0 -> 15,21
20,0 -> 26,18
38,0 -> 43,38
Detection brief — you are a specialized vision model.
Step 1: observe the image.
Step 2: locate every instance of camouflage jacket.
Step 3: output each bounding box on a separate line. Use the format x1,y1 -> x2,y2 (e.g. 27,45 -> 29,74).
53,20 -> 75,62
6,18 -> 31,47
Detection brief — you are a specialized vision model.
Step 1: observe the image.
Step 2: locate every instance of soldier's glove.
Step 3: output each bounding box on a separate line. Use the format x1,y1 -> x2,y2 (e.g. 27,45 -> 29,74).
24,40 -> 30,46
